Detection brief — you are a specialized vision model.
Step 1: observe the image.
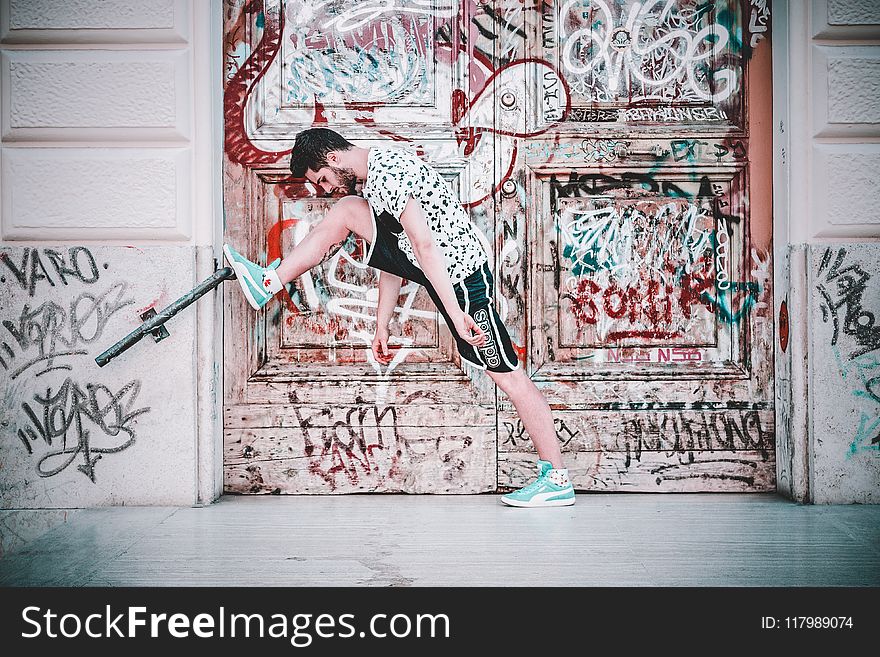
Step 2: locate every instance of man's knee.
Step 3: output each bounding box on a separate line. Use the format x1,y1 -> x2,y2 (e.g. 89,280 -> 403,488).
488,366 -> 527,390
330,196 -> 370,221
329,195 -> 372,239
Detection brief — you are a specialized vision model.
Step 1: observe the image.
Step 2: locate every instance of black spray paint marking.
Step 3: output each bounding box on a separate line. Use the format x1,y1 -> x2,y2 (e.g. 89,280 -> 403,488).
621,410 -> 771,467
817,247 -> 880,361
502,418 -> 581,449
1,282 -> 134,376
1,247 -> 101,297
649,458 -> 760,486
17,377 -> 150,482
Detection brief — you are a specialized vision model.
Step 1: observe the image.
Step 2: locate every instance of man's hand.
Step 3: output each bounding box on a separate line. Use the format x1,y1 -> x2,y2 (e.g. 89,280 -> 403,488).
453,310 -> 488,347
372,324 -> 394,365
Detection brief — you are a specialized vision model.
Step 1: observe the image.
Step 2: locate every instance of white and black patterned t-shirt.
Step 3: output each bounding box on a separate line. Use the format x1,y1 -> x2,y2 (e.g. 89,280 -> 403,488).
361,147 -> 488,285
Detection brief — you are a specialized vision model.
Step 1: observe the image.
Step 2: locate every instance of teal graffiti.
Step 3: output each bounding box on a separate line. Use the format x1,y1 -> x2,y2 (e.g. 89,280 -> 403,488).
700,280 -> 760,324
559,228 -> 624,277
284,22 -> 430,105
833,346 -> 880,458
849,413 -> 880,457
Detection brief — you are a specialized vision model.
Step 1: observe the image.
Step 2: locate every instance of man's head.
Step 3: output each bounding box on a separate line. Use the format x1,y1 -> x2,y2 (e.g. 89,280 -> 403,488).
289,128 -> 359,196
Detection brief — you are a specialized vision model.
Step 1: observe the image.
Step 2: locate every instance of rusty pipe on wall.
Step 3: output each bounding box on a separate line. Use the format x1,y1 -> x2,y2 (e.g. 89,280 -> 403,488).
95,266 -> 236,367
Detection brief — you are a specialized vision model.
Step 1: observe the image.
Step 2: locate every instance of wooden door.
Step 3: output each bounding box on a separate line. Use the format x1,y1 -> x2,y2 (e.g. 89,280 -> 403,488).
223,0 -> 774,494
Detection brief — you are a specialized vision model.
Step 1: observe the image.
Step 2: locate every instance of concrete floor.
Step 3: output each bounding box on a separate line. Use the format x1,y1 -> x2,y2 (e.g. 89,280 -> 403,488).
1,492 -> 878,586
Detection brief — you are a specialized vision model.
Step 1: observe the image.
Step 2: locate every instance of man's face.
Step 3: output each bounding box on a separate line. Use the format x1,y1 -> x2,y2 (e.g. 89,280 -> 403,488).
306,163 -> 358,197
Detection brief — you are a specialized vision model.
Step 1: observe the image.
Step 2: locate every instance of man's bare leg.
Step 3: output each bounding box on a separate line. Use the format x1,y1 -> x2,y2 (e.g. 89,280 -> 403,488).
269,196 -> 563,468
275,196 -> 375,284
487,367 -> 564,468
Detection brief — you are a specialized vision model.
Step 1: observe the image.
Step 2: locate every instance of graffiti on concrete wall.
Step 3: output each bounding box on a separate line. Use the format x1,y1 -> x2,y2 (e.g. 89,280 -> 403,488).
1,247 -> 151,482
16,378 -> 149,482
817,248 -> 880,457
816,248 -> 880,360
1,249 -> 131,379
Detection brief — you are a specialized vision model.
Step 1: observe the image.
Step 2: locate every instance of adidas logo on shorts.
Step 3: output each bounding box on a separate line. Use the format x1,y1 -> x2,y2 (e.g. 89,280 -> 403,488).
473,308 -> 500,367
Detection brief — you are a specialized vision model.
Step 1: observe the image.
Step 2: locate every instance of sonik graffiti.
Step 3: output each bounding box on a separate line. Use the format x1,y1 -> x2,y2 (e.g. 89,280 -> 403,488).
552,173 -> 759,345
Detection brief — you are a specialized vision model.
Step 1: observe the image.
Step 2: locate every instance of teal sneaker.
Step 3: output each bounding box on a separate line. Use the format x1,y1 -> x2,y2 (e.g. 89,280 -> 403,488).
500,459 -> 576,508
223,244 -> 283,310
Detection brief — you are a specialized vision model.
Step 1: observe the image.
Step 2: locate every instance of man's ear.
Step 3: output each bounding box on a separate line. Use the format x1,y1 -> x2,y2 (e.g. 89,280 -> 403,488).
326,151 -> 339,165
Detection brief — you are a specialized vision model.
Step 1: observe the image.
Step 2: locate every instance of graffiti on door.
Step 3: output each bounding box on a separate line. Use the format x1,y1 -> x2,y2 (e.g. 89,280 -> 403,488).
223,0 -> 773,494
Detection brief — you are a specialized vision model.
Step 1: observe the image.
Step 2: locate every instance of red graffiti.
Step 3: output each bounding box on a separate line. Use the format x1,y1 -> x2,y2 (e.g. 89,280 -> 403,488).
224,0 -> 289,166
562,255 -> 728,341
606,330 -> 681,341
266,218 -> 299,313
224,7 -> 570,217
286,314 -> 346,339
460,58 -> 572,139
511,340 -> 527,364
565,278 -> 679,327
303,405 -> 398,491
313,97 -> 329,124
452,88 -> 469,125
677,265 -> 717,319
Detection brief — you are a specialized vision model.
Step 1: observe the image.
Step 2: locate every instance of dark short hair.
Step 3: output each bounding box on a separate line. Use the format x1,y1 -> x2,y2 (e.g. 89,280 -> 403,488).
289,128 -> 354,177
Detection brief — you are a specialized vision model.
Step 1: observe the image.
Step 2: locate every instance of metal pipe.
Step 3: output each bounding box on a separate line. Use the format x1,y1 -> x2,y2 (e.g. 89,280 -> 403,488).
95,266 -> 236,367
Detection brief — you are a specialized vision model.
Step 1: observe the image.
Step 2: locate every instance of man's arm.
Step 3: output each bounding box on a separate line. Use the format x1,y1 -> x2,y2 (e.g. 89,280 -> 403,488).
372,270 -> 402,364
398,197 -> 486,347
376,270 -> 402,330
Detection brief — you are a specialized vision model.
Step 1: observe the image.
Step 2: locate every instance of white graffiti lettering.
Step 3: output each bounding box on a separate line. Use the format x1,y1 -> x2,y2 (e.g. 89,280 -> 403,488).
473,308 -> 500,367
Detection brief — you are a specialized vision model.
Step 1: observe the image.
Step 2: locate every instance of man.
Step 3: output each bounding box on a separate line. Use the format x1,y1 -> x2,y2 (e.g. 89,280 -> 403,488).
223,128 -> 574,507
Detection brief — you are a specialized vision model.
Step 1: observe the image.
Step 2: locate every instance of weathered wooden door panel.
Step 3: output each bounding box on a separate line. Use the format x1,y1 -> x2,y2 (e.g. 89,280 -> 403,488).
223,0 -> 498,494
496,0 -> 774,491
223,0 -> 774,494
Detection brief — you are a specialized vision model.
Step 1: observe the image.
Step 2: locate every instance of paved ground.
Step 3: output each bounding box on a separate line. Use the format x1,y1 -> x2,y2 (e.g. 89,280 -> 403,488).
1,493 -> 878,586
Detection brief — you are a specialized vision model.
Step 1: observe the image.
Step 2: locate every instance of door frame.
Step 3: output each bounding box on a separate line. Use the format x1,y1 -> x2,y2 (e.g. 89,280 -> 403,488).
205,0 -> 796,503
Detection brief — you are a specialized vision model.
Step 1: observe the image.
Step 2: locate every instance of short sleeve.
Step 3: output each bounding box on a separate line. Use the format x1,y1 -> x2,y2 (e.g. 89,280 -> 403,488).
376,151 -> 423,220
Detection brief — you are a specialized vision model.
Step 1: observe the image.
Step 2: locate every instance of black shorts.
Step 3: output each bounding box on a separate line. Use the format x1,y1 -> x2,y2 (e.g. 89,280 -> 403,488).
362,207 -> 520,373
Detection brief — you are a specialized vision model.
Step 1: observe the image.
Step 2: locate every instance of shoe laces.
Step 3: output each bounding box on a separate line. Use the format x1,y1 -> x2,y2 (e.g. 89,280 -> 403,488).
519,474 -> 549,494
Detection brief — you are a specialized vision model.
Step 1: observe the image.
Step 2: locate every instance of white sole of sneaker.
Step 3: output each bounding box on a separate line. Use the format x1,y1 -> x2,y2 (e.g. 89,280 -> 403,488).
500,495 -> 576,508
223,244 -> 266,311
